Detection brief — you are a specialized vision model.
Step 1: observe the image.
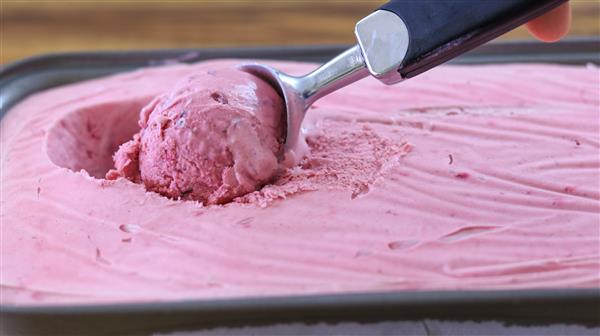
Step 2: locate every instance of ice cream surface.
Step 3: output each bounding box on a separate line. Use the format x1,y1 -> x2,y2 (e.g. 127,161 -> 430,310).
1,59 -> 599,305
106,68 -> 284,204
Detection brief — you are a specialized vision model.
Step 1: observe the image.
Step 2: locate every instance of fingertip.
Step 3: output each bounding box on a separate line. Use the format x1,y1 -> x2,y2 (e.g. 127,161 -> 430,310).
526,2 -> 571,42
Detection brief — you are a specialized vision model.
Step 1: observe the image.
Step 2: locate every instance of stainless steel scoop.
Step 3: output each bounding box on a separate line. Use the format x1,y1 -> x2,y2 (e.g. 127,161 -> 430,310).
241,0 -> 566,153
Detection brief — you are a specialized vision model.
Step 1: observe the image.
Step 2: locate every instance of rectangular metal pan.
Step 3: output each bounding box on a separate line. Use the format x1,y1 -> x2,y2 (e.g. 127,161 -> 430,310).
1,38 -> 599,335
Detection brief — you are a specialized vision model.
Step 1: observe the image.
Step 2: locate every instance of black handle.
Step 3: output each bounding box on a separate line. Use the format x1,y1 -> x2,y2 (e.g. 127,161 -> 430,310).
379,0 -> 567,79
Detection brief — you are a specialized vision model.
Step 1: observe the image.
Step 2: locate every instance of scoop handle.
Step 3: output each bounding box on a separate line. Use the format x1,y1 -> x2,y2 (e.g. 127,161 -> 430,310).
379,0 -> 567,79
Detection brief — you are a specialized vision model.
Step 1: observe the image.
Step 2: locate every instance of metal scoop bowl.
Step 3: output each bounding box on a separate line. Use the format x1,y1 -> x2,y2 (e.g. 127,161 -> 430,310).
240,45 -> 369,157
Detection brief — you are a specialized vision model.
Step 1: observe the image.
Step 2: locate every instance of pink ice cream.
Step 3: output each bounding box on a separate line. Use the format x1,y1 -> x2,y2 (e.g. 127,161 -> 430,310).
106,68 -> 284,204
1,60 -> 598,305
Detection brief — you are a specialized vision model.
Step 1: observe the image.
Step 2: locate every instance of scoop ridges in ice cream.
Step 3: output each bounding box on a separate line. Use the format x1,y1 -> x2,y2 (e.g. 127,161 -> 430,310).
106,67 -> 284,204
1,60 -> 598,305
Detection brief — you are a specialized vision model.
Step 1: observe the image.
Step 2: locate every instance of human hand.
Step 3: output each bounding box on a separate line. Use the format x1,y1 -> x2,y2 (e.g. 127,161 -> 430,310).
526,2 -> 571,42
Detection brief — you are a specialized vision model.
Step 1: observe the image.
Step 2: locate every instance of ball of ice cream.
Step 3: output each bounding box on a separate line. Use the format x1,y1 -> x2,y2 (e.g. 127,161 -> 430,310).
107,68 -> 284,204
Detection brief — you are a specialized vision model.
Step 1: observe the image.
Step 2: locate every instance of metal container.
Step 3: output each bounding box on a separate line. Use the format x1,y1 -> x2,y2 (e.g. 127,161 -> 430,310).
1,38 -> 599,335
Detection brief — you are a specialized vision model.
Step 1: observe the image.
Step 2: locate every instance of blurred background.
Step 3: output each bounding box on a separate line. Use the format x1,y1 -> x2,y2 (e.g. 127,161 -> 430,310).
2,0 -> 599,64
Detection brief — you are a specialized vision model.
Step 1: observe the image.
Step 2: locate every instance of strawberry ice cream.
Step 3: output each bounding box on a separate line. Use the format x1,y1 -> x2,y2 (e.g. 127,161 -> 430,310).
1,59 -> 598,305
106,68 -> 284,204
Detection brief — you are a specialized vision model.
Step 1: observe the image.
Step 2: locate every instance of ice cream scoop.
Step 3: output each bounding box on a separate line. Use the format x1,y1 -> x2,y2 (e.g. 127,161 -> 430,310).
107,68 -> 285,204
241,0 -> 566,162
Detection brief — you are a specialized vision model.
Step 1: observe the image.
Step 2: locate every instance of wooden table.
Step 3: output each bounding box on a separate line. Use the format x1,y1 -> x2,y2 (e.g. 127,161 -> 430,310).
2,1 -> 599,64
